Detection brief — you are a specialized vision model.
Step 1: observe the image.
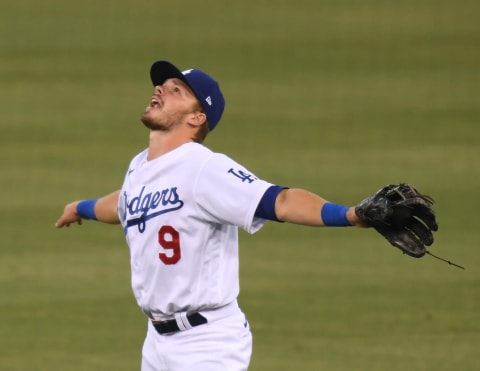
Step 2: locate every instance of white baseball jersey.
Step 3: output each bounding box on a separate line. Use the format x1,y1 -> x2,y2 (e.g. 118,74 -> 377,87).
118,142 -> 273,318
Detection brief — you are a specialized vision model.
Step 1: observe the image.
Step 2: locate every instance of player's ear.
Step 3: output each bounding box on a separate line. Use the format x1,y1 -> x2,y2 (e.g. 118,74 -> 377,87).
188,112 -> 207,128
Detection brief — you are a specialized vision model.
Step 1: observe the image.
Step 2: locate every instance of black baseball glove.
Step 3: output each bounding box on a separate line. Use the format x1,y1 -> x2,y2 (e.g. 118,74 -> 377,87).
355,183 -> 438,258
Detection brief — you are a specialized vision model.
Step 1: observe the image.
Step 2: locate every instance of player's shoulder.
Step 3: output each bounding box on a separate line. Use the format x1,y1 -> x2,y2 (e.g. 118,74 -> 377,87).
129,148 -> 149,167
186,142 -> 214,156
191,144 -> 239,168
126,143 -> 237,170
183,143 -> 235,164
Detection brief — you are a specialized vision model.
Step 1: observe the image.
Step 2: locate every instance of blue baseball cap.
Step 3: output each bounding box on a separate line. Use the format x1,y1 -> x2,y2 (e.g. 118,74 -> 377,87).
150,60 -> 225,131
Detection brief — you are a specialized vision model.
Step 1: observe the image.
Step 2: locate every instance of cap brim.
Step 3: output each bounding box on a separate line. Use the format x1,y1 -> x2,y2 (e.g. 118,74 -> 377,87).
150,60 -> 190,89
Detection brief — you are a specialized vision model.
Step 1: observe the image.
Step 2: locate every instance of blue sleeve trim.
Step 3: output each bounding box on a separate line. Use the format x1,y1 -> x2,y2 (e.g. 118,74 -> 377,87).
254,185 -> 287,222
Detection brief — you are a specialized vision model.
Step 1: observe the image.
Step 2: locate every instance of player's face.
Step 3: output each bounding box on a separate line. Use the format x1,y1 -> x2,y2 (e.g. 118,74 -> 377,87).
141,78 -> 201,131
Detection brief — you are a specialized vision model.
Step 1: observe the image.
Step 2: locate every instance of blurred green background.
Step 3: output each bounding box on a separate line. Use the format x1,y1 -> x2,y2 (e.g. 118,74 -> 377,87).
1,0 -> 478,370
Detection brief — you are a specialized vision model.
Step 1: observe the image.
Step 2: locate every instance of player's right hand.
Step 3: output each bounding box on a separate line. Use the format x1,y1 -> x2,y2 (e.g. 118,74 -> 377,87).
55,201 -> 83,228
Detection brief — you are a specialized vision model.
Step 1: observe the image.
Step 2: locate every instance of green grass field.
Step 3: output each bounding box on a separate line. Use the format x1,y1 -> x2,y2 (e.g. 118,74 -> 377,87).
1,0 -> 479,370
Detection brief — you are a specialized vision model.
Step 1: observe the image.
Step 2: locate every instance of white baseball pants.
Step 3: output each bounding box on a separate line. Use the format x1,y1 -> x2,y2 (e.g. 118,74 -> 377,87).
141,306 -> 252,370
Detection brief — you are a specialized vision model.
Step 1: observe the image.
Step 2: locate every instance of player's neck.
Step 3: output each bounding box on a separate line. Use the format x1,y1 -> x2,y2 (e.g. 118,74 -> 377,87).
147,130 -> 194,161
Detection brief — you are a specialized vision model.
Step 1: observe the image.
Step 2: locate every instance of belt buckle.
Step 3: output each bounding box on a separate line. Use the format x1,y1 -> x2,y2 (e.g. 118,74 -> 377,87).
151,312 -> 207,335
151,318 -> 170,326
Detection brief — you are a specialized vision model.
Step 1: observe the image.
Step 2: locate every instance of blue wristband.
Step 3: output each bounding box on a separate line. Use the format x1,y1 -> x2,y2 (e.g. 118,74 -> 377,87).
321,203 -> 352,227
76,199 -> 98,220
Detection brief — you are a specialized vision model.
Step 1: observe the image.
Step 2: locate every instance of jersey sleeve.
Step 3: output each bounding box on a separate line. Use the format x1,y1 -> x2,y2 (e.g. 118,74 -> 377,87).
194,153 -> 274,234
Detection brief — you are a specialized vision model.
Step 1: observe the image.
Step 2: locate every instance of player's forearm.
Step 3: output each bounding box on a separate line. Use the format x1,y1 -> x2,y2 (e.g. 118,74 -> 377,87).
74,190 -> 121,224
274,188 -> 365,227
93,190 -> 121,224
55,190 -> 120,228
274,188 -> 327,226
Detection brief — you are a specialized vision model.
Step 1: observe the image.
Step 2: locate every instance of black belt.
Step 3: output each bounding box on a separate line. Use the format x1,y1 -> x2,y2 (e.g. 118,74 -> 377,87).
152,312 -> 207,335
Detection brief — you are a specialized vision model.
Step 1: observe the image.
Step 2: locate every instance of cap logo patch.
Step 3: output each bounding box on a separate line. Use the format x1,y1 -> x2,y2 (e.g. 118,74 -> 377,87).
182,69 -> 194,75
205,96 -> 212,106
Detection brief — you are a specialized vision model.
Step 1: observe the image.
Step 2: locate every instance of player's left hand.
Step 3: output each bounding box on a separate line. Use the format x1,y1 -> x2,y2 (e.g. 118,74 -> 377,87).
355,183 -> 438,258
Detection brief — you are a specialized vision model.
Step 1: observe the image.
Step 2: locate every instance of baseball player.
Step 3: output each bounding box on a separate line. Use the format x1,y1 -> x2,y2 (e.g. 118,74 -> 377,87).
54,60 -> 373,371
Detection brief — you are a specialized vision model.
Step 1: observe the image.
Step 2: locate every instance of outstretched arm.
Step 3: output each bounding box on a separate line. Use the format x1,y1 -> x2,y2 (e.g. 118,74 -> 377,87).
55,190 -> 121,228
274,188 -> 367,227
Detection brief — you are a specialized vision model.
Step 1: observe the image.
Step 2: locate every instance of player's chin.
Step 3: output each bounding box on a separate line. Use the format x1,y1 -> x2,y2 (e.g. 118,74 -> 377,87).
140,111 -> 155,125
140,115 -> 167,131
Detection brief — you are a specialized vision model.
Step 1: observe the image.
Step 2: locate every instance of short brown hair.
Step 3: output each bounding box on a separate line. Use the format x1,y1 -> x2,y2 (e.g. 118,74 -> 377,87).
192,103 -> 209,143
193,122 -> 209,143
